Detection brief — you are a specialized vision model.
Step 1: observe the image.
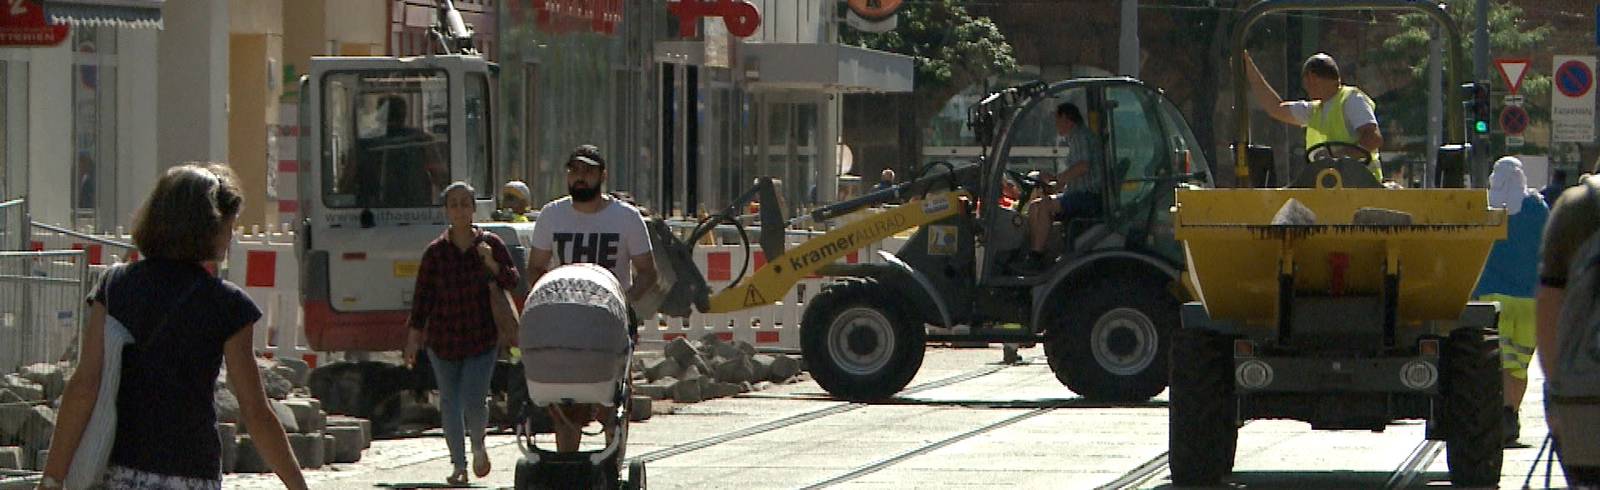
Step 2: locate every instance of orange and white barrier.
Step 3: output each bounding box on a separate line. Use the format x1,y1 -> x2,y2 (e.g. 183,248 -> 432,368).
226,224 -> 321,367
28,225 -> 139,264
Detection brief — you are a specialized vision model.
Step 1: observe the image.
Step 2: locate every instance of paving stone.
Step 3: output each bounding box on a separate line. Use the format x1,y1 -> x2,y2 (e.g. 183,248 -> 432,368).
326,416 -> 373,449
17,405 -> 53,451
663,337 -> 698,366
1,376 -> 42,402
269,399 -> 300,433
0,446 -> 21,470
33,449 -> 46,471
234,435 -> 270,473
321,433 -> 337,466
0,390 -> 22,405
768,354 -> 802,381
275,358 -> 311,388
711,341 -> 745,361
750,355 -> 776,382
326,425 -> 364,464
214,387 -> 240,424
628,396 -> 652,422
18,364 -> 64,401
635,379 -> 674,400
281,399 -> 325,433
642,357 -> 682,382
260,365 -> 294,400
711,356 -> 756,384
670,378 -> 703,403
704,382 -> 742,399
288,432 -> 325,469
217,423 -> 238,473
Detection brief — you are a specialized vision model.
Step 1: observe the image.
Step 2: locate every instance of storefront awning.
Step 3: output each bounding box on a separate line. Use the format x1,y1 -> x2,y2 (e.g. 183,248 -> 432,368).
742,43 -> 912,93
44,0 -> 164,29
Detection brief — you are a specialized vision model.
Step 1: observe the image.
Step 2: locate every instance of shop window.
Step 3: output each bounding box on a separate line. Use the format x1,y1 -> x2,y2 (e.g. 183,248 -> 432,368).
72,26 -> 117,231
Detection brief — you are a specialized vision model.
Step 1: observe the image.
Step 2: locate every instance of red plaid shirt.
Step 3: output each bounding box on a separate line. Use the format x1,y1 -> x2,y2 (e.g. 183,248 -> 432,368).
409,228 -> 519,360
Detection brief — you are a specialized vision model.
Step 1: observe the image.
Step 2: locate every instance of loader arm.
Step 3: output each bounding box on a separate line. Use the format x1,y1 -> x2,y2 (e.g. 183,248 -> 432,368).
703,190 -> 968,313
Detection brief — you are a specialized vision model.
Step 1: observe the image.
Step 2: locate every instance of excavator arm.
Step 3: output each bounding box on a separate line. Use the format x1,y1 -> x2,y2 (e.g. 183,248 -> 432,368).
649,163 -> 978,316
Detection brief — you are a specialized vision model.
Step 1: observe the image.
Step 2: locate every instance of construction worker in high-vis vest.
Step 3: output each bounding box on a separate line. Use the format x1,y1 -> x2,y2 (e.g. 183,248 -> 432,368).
1245,51 -> 1385,181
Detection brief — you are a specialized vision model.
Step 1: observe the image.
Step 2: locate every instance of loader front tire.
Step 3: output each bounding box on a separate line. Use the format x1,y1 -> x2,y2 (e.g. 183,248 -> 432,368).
1047,276 -> 1174,402
801,278 -> 925,401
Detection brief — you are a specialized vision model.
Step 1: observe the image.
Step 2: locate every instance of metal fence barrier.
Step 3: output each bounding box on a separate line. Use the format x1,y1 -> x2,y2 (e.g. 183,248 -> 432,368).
28,221 -> 138,264
0,251 -> 88,374
0,198 -> 25,252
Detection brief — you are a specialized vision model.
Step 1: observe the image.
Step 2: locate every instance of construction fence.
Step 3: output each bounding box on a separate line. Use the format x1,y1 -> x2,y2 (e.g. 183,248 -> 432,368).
0,251 -> 89,374
1,199 -> 25,251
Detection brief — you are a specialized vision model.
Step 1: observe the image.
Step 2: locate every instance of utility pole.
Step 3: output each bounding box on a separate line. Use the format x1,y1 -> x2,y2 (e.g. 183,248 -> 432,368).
1119,0 -> 1139,77
1472,0 -> 1490,186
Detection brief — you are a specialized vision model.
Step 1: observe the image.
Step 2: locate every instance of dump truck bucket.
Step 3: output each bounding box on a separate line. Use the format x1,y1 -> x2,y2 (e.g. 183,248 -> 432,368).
1174,187 -> 1506,326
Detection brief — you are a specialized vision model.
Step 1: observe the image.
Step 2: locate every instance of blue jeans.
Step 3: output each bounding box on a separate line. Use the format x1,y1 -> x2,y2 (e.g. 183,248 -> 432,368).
428,348 -> 496,471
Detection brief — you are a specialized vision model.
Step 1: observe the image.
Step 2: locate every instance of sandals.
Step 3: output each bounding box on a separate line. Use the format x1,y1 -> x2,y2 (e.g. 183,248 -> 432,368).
473,447 -> 492,478
446,468 -> 469,487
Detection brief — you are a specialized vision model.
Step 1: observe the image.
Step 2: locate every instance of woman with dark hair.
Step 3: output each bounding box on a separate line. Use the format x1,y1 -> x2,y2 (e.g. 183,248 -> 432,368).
37,164 -> 307,490
405,181 -> 519,485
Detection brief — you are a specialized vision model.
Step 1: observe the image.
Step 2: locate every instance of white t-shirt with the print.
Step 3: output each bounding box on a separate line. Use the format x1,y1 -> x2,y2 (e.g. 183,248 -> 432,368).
530,197 -> 652,291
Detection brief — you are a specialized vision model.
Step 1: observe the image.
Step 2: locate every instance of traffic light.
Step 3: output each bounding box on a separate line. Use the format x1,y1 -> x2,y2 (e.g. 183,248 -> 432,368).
1462,81 -> 1492,135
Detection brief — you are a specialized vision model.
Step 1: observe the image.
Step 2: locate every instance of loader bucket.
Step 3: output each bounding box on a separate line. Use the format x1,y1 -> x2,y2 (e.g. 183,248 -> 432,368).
1174,187 -> 1506,326
642,218 -> 710,317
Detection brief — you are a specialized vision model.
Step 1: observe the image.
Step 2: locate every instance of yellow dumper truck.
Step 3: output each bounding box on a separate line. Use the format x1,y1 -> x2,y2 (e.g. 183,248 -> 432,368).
1167,1 -> 1506,487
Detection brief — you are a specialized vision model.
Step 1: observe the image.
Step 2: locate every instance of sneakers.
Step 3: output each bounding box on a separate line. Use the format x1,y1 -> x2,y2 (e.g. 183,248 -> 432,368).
1503,407 -> 1521,448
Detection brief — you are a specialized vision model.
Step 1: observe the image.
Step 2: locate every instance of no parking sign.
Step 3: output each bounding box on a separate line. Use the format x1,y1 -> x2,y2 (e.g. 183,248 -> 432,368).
1552,55 -> 1596,143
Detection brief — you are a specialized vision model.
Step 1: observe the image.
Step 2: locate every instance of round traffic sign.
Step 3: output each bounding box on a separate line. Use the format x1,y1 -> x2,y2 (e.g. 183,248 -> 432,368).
1557,60 -> 1593,98
1500,105 -> 1530,135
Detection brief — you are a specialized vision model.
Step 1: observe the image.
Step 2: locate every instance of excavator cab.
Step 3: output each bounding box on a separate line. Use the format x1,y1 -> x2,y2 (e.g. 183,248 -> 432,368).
298,52 -> 500,352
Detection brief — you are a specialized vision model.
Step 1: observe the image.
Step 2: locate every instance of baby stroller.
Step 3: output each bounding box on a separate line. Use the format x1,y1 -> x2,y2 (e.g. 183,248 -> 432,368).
513,264 -> 645,489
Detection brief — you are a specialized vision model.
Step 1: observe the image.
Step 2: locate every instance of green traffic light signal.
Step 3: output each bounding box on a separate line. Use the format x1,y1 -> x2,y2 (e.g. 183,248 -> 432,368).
1474,120 -> 1489,133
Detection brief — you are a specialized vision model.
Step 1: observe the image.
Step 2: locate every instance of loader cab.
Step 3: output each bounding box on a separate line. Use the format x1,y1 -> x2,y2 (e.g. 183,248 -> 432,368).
977,78 -> 1212,283
296,54 -> 500,351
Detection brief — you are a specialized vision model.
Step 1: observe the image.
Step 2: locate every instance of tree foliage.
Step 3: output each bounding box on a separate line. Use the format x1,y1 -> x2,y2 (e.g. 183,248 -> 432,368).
839,0 -> 1018,121
1368,0 -> 1554,148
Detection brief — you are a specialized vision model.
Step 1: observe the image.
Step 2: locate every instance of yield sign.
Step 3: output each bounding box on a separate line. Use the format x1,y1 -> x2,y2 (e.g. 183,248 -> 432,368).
1496,58 -> 1531,95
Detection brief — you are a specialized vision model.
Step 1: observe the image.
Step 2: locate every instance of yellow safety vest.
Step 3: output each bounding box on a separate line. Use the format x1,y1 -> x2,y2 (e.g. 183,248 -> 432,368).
1307,85 -> 1382,180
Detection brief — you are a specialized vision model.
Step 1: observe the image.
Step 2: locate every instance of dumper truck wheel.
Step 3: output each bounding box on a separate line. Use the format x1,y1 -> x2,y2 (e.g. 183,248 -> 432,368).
1168,328 -> 1237,486
1045,276 -> 1174,402
1440,327 -> 1503,487
802,278 -> 926,401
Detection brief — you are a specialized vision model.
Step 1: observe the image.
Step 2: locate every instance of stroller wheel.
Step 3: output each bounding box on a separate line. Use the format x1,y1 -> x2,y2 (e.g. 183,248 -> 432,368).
626,461 -> 647,490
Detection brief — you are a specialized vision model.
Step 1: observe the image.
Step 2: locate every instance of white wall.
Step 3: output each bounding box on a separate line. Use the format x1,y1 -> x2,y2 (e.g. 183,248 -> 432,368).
158,0 -> 229,168
24,43 -> 70,227
117,29 -> 159,230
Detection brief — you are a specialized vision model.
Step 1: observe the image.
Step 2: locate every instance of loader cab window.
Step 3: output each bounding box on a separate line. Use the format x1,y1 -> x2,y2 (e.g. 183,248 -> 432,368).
1107,85 -> 1167,210
322,70 -> 450,209
1005,87 -> 1093,180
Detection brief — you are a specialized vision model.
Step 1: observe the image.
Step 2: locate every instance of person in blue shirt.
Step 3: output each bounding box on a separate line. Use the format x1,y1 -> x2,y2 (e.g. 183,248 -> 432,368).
1474,156 -> 1550,448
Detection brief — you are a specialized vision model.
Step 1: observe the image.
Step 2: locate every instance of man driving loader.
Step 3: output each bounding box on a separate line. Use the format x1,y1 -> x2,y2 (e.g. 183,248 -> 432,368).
1014,102 -> 1104,273
1245,51 -> 1384,180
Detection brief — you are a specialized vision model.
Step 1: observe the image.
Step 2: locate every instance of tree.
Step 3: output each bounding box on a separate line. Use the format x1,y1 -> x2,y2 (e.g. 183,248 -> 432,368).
839,0 -> 1018,173
1367,0 -> 1554,152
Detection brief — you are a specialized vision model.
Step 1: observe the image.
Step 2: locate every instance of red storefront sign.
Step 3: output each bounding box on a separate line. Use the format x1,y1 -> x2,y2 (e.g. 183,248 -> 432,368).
531,0 -> 622,35
0,0 -> 69,46
668,0 -> 760,38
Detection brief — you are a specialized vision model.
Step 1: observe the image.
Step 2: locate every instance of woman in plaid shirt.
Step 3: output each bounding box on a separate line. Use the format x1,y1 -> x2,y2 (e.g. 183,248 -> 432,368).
404,181 -> 519,485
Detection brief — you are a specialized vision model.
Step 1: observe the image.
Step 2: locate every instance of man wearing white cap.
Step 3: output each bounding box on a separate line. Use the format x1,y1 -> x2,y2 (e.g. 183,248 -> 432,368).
1475,156 -> 1549,447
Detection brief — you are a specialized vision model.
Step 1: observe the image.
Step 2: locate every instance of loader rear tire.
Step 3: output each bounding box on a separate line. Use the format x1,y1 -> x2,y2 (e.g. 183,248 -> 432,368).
1441,326 -> 1503,488
1168,328 -> 1237,486
801,278 -> 926,401
1046,276 -> 1174,402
